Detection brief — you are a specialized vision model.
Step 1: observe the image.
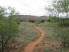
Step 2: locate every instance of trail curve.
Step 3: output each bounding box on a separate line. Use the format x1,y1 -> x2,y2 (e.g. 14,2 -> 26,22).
21,24 -> 45,52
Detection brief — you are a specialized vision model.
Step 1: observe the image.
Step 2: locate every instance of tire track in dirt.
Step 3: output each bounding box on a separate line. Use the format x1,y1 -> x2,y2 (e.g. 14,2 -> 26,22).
21,24 -> 45,52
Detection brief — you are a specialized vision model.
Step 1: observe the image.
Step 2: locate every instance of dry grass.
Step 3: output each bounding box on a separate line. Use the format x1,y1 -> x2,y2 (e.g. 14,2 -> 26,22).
16,22 -> 40,47
34,22 -> 69,52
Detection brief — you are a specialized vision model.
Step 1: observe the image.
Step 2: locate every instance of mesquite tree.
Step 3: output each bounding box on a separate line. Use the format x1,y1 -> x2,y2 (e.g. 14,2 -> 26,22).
53,0 -> 69,18
53,0 -> 69,47
0,6 -> 19,52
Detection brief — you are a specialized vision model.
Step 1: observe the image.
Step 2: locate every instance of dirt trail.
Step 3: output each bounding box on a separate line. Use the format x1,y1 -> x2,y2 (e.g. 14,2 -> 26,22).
21,25 -> 45,52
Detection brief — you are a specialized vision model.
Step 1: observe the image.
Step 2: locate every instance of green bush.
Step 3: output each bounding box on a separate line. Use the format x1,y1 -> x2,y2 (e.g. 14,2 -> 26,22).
20,20 -> 23,22
0,17 -> 19,52
40,20 -> 45,23
0,6 -> 19,52
54,27 -> 69,47
58,18 -> 69,27
48,16 -> 60,22
29,20 -> 35,23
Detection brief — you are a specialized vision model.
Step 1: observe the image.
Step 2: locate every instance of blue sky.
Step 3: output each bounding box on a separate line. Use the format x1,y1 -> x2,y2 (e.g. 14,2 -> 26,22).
0,0 -> 53,16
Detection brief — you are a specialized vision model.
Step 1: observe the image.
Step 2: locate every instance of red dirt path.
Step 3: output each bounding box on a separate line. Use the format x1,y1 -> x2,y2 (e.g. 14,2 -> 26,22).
21,25 -> 45,52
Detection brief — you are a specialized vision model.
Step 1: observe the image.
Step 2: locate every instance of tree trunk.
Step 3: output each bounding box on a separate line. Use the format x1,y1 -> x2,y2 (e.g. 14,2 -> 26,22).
1,36 -> 4,52
4,36 -> 11,47
66,12 -> 68,18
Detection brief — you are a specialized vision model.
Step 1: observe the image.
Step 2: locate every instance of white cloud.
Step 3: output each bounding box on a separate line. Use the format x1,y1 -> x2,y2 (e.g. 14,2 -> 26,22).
0,0 -> 53,16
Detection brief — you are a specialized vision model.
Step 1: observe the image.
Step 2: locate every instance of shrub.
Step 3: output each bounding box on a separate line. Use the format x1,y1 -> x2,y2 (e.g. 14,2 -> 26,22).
29,20 -> 35,23
20,20 -> 23,22
40,20 -> 45,23
54,27 -> 69,47
48,16 -> 60,22
0,6 -> 19,52
58,18 -> 69,27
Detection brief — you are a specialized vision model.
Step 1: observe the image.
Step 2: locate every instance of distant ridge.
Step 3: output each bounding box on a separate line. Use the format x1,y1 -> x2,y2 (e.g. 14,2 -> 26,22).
17,15 -> 48,20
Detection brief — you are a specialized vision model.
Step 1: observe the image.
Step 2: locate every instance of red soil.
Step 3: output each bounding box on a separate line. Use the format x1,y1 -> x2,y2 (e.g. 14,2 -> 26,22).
20,25 -> 45,52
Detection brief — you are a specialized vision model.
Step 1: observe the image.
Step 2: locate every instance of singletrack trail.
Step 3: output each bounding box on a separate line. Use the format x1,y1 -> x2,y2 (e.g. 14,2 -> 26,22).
21,24 -> 45,52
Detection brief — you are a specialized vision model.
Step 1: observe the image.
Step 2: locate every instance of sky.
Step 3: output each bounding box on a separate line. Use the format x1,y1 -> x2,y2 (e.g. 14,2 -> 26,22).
0,0 -> 53,16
